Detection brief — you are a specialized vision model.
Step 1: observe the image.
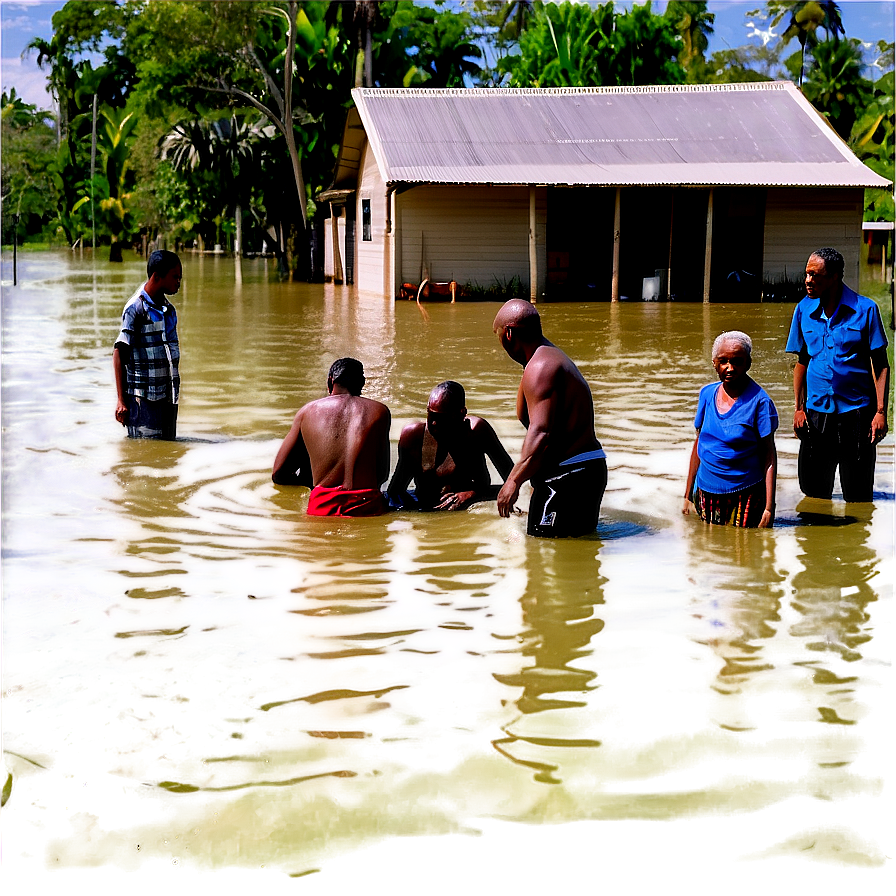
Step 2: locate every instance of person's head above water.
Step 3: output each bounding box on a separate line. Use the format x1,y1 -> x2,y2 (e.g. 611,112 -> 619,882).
147,249 -> 181,279
427,381 -> 467,439
145,250 -> 182,299
327,357 -> 365,396
711,331 -> 752,385
493,299 -> 542,340
711,330 -> 752,361
493,299 -> 544,365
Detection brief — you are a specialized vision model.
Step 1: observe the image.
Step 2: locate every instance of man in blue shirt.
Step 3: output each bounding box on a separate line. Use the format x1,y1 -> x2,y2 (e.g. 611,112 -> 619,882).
785,247 -> 889,502
113,250 -> 182,439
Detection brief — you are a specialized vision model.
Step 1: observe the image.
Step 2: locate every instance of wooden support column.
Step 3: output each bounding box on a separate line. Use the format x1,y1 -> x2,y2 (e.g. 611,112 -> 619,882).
611,187 -> 621,302
703,188 -> 714,304
667,188 -> 674,300
529,185 -> 538,303
387,186 -> 398,300
331,205 -> 344,285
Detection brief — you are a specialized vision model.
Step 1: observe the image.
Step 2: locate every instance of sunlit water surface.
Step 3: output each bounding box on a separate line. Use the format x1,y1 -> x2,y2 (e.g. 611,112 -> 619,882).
2,251 -> 894,893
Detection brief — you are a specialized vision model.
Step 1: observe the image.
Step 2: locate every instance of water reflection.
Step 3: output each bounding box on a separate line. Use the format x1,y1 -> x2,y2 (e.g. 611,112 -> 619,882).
494,539 -> 606,783
1,252 -> 893,885
685,524 -> 785,724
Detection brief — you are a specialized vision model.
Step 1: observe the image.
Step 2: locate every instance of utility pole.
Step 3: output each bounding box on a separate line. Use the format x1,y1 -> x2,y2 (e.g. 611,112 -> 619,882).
91,94 -> 98,253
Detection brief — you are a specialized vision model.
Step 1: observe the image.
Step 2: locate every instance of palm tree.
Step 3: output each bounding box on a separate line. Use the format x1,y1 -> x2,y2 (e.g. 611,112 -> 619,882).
161,114 -> 266,255
777,1 -> 845,86
664,2 -> 715,77
801,37 -> 871,140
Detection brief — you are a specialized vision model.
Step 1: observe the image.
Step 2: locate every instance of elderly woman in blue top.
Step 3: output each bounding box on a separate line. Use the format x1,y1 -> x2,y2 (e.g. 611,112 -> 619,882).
683,331 -> 778,528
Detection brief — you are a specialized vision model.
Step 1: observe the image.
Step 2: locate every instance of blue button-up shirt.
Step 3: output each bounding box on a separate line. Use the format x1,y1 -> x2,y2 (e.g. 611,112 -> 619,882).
785,285 -> 888,414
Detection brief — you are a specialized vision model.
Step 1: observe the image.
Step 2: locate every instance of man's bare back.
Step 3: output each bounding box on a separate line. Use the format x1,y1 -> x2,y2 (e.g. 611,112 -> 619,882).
272,358 -> 391,498
293,394 -> 390,489
517,344 -> 599,468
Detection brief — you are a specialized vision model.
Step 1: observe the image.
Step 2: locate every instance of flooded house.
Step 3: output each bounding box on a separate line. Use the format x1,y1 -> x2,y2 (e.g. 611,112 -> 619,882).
318,83 -> 889,302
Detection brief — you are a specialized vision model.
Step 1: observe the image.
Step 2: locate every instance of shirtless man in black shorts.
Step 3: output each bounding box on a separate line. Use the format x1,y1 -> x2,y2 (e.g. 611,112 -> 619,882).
388,380 -> 513,511
492,299 -> 607,537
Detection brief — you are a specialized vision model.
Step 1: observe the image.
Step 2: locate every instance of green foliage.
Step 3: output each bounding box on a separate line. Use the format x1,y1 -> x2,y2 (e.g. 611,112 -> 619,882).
663,2 -> 714,81
1,90 -> 59,243
850,41 -> 895,222
461,275 -> 524,301
497,1 -> 685,88
793,37 -> 870,140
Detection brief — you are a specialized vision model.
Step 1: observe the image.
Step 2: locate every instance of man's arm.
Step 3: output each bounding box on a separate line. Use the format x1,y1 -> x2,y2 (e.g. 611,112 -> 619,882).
869,347 -> 890,443
376,408 -> 392,487
113,346 -> 129,425
497,362 -> 558,517
793,351 -> 809,434
473,418 -> 514,482
272,410 -> 313,486
387,424 -> 420,507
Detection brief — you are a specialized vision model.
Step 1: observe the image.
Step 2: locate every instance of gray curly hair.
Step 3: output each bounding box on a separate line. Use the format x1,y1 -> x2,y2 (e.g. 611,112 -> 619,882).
712,331 -> 753,360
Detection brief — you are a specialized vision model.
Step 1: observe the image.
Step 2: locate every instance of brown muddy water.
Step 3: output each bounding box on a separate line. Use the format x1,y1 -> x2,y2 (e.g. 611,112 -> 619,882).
1,251 -> 894,893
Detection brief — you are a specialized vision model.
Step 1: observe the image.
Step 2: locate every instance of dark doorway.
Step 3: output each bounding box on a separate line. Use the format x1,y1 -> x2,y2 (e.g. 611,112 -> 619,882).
709,187 -> 766,302
546,187 -> 615,300
668,188 -> 709,302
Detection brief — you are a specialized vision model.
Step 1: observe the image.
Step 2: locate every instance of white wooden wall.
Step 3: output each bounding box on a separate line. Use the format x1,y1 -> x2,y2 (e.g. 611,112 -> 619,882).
356,142 -> 388,294
763,187 -> 865,285
396,185 -> 547,296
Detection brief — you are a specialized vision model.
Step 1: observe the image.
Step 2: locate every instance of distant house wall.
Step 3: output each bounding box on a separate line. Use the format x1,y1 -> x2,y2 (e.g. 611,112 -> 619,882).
396,185 -> 547,295
763,188 -> 864,285
356,142 -> 388,294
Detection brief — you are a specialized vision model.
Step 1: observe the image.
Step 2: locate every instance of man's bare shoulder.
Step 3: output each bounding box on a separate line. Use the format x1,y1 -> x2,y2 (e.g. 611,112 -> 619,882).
522,345 -> 569,390
400,420 -> 426,441
467,415 -> 493,434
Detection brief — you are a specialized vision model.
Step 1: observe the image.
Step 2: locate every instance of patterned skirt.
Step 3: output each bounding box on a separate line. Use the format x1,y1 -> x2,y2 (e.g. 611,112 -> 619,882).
693,480 -> 767,528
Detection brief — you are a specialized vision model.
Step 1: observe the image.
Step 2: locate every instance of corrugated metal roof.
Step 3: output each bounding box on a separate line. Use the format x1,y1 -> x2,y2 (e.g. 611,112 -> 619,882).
350,83 -> 890,189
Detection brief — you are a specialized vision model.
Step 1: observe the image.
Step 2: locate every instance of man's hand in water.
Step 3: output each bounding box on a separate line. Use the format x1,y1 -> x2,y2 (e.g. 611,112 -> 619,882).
497,478 -> 520,517
435,489 -> 475,511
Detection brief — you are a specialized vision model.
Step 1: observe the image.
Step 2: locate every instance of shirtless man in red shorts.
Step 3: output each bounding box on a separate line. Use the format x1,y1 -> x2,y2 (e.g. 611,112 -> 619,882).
272,358 -> 391,517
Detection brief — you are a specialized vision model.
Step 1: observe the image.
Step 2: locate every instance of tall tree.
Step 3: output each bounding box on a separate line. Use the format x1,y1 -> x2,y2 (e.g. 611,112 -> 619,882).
498,1 -> 684,88
795,36 -> 870,140
664,1 -> 715,81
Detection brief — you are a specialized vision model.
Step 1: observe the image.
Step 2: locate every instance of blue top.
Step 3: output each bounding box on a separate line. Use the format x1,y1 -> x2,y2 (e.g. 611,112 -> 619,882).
785,284 -> 888,414
694,378 -> 778,495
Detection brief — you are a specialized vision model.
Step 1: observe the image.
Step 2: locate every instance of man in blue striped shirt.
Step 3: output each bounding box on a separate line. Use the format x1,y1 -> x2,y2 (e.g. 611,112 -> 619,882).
113,250 -> 182,440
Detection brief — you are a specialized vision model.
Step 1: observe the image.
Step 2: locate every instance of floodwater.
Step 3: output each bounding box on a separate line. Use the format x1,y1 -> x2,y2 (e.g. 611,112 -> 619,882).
2,251 -> 894,893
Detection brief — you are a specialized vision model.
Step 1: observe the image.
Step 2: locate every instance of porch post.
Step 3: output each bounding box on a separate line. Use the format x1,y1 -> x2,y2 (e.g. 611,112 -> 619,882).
703,188 -> 714,304
331,205 -> 344,285
611,187 -> 621,302
388,186 -> 399,300
529,185 -> 538,303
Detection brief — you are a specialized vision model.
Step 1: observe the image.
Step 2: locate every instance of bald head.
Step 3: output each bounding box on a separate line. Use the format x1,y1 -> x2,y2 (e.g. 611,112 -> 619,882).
493,299 -> 542,341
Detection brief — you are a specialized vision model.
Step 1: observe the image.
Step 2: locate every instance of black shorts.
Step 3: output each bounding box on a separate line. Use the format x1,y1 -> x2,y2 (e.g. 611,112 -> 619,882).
528,455 -> 607,538
798,406 -> 876,502
126,395 -> 178,440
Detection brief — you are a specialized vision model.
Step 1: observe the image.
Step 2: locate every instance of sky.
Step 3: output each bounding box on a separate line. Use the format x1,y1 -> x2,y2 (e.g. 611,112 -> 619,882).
1,0 -> 894,110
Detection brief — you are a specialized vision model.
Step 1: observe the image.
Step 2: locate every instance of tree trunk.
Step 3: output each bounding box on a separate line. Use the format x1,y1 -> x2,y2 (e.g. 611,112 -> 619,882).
234,203 -> 242,257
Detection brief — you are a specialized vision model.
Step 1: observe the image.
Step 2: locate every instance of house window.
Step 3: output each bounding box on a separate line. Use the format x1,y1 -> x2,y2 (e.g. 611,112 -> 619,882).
362,199 -> 372,241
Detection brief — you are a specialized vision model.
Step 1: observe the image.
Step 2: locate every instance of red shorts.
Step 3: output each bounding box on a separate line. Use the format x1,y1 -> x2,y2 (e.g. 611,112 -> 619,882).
307,486 -> 387,518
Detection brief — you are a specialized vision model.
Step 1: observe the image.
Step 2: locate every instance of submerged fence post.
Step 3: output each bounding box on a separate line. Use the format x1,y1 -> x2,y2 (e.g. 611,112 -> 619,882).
12,214 -> 19,285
